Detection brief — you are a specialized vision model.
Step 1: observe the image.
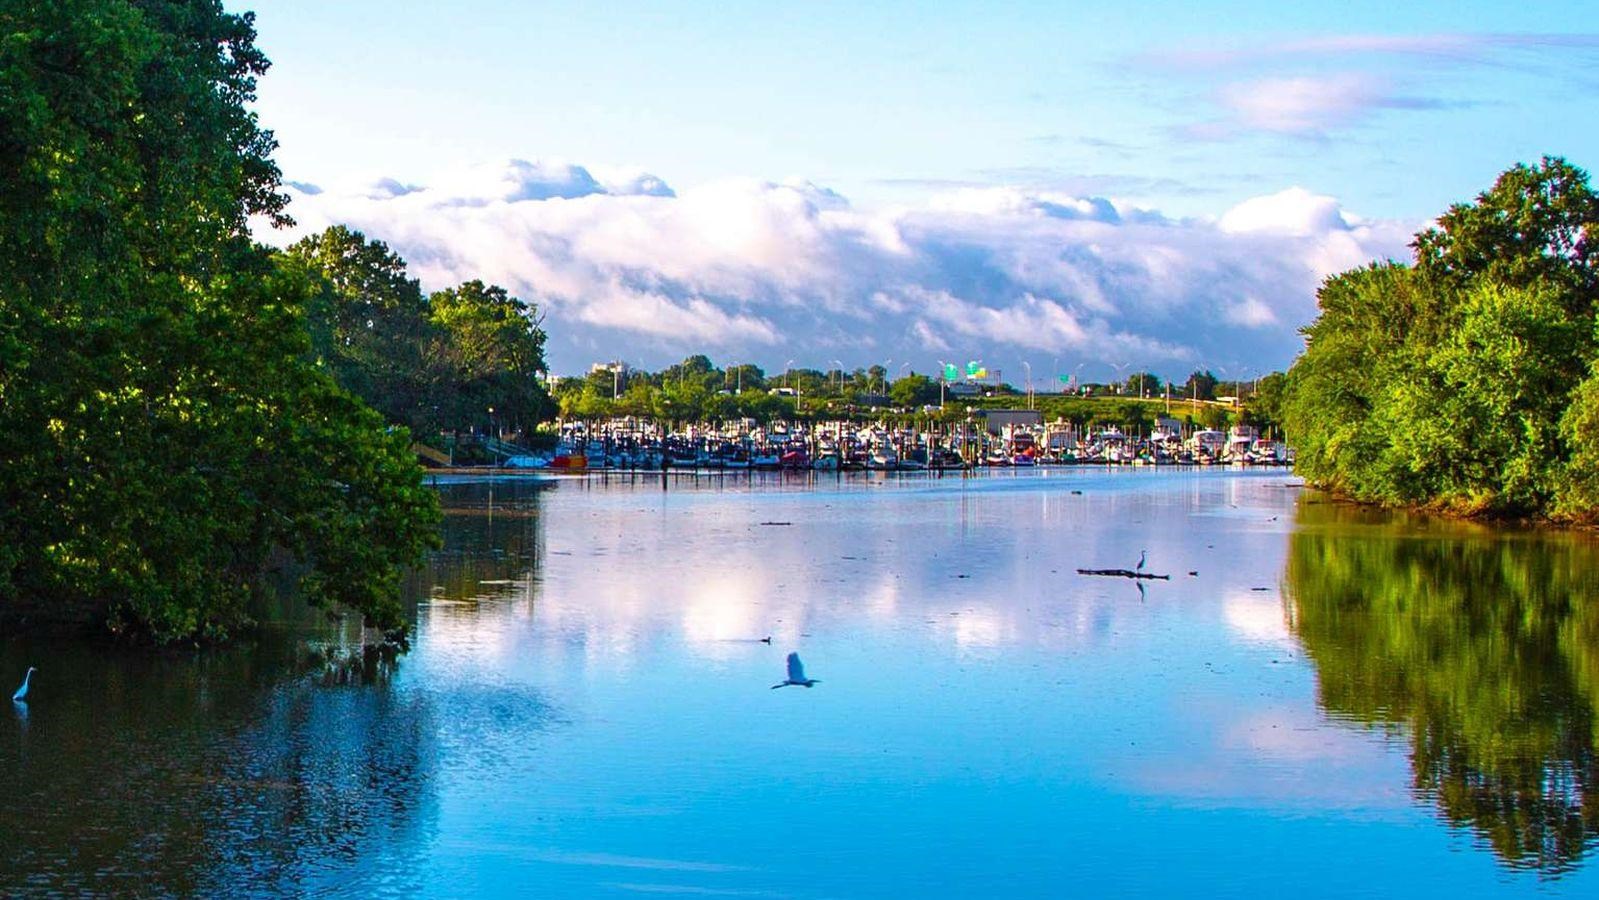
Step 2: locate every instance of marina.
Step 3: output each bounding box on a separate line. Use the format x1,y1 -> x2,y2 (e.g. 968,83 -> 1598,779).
461,415 -> 1293,473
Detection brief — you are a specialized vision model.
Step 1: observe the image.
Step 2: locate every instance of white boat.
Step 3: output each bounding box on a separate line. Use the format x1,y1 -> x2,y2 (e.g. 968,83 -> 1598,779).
867,447 -> 899,470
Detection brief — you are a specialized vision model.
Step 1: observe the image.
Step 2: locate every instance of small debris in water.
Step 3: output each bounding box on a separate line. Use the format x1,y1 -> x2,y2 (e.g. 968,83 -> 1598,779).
1188,571 -> 1199,576
1078,568 -> 1170,581
758,521 -> 793,526
1250,587 -> 1270,592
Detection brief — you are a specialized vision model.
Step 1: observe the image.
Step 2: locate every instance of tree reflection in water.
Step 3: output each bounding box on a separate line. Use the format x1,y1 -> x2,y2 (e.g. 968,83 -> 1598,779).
1285,501 -> 1599,874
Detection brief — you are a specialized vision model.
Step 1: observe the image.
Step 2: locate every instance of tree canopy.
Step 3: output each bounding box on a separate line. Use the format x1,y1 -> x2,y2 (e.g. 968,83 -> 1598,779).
282,227 -> 553,436
0,1 -> 441,641
1283,157 -> 1599,521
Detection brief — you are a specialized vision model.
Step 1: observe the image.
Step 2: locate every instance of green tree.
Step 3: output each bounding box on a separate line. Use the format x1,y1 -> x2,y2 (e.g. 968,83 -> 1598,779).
889,373 -> 940,408
1415,156 -> 1599,308
1124,372 -> 1162,397
283,226 -> 433,426
0,0 -> 439,641
429,279 -> 551,433
1181,370 -> 1219,401
1284,159 -> 1599,520
1247,371 -> 1288,428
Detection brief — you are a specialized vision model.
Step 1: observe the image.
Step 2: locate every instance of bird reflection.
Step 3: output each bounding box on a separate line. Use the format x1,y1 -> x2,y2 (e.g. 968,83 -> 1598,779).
12,666 -> 35,702
771,652 -> 821,689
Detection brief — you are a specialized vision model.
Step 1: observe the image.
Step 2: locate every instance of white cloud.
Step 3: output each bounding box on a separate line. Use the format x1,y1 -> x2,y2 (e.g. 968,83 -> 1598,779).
1192,73 -> 1445,139
265,157 -> 1413,373
1220,187 -> 1349,237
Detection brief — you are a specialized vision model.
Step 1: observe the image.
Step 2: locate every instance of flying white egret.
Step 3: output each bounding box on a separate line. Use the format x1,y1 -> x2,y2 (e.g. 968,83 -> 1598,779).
12,667 -> 36,702
771,652 -> 820,689
1136,549 -> 1147,573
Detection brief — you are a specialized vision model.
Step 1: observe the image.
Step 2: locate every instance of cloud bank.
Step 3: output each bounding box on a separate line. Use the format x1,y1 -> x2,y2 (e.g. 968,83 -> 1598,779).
268,158 -> 1413,376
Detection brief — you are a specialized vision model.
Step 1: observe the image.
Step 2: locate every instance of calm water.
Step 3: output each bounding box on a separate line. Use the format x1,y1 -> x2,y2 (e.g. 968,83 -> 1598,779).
4,469 -> 1599,897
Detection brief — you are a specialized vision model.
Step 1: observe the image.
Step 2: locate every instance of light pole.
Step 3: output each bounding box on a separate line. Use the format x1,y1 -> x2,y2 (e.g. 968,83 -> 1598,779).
1021,361 -> 1033,410
832,359 -> 845,395
785,358 -> 795,392
1110,361 -> 1131,395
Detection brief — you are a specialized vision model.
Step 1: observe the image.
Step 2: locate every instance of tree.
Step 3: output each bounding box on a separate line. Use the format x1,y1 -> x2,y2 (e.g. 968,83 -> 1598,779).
1198,405 -> 1232,431
283,226 -> 432,427
1414,156 -> 1599,309
0,1 -> 439,641
1181,370 -> 1219,401
889,373 -> 940,408
1247,372 -> 1288,429
1124,372 -> 1162,397
429,280 -> 551,433
1284,160 -> 1599,519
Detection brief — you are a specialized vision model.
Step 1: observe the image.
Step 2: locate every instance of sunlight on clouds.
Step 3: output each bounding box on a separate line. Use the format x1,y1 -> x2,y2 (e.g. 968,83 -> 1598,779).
268,157 -> 1412,371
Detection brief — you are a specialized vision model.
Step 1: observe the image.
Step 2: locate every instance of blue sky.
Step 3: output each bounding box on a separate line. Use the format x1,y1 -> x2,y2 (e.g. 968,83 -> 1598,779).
246,0 -> 1599,377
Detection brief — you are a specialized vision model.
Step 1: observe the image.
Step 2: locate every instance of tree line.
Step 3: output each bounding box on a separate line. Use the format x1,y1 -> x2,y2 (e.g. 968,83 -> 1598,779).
1283,157 -> 1599,521
553,355 -> 1285,433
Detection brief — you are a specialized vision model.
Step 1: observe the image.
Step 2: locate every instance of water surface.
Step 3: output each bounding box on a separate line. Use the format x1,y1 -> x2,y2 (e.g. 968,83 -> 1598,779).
3,469 -> 1597,896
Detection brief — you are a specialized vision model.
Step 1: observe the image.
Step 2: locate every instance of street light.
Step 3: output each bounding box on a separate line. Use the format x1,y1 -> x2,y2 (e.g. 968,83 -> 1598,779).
785,358 -> 795,392
1021,361 -> 1033,410
1110,361 -> 1131,394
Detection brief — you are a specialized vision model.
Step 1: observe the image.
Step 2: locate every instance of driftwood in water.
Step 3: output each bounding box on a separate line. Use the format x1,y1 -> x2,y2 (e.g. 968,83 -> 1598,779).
1076,568 -> 1170,581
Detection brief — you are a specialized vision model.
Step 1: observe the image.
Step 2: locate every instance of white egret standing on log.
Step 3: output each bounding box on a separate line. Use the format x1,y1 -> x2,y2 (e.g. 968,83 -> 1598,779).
772,653 -> 820,689
12,667 -> 36,702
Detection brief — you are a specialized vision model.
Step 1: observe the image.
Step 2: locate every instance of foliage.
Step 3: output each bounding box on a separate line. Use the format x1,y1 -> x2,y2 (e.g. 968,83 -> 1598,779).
1284,158 -> 1599,521
888,373 -> 940,408
1285,504 -> 1599,872
1180,370 -> 1218,401
1123,372 -> 1162,397
0,0 -> 439,641
283,228 -> 552,435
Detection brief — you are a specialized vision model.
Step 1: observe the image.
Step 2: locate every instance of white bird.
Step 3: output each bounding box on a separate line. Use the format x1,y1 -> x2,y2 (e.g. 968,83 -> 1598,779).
771,652 -> 820,689
1136,549 -> 1147,572
12,667 -> 36,703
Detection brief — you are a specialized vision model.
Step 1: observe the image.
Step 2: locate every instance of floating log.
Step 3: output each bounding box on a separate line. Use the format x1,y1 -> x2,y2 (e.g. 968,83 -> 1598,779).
1076,568 -> 1170,580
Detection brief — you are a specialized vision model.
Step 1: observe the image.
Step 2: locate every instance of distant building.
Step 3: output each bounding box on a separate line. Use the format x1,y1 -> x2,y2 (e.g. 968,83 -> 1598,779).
979,408 -> 1044,435
947,381 -> 981,398
590,360 -> 630,376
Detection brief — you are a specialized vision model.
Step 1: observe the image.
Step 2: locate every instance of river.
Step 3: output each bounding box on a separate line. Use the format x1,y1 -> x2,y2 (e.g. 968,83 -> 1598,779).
3,469 -> 1597,897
